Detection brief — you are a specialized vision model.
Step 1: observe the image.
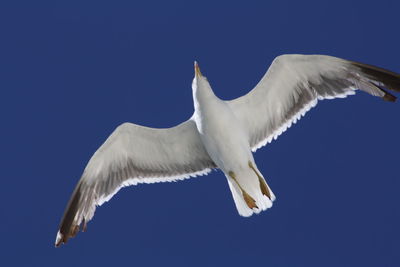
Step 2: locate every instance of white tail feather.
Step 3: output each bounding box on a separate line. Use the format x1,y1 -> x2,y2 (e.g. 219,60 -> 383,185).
226,174 -> 275,217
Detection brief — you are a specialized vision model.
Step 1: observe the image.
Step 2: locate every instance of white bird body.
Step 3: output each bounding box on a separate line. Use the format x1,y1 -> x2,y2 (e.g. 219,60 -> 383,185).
193,76 -> 250,171
55,54 -> 400,247
192,68 -> 273,215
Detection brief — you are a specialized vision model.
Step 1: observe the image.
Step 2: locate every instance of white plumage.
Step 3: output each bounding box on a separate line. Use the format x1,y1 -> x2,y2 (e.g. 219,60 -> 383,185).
55,54 -> 400,247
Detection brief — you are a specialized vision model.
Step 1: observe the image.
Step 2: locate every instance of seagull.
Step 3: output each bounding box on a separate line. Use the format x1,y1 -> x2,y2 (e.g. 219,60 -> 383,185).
55,54 -> 400,247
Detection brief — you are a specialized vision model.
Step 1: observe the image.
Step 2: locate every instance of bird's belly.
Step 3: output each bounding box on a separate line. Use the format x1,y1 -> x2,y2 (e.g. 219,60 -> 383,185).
197,109 -> 252,172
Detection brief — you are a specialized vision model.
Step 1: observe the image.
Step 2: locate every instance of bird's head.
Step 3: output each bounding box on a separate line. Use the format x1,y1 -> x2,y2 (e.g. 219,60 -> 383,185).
192,61 -> 212,94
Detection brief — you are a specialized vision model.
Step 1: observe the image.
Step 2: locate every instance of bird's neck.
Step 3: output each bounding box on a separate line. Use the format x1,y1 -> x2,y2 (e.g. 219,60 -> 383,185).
192,80 -> 218,113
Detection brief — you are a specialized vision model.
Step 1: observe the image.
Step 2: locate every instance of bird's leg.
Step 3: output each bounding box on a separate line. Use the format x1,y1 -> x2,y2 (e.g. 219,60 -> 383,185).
248,161 -> 272,200
228,171 -> 258,209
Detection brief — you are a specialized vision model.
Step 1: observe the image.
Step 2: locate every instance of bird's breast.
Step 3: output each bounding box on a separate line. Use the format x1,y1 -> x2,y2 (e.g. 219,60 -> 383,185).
194,100 -> 251,171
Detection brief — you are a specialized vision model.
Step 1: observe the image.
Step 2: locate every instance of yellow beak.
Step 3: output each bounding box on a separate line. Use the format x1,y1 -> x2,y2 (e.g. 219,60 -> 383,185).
194,61 -> 202,77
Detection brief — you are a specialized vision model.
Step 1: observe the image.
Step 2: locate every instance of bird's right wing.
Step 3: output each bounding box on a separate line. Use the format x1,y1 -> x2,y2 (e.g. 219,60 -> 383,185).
227,54 -> 400,151
56,119 -> 216,247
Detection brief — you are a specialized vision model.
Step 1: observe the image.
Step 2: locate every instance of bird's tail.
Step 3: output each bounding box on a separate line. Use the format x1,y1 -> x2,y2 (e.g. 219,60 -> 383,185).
226,164 -> 275,217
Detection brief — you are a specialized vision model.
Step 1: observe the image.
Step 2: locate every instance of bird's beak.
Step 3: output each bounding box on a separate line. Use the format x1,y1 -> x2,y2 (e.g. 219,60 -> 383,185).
194,61 -> 202,77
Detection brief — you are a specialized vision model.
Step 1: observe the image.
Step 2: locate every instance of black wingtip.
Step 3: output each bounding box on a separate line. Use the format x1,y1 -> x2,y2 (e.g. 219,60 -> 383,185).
55,182 -> 83,247
383,93 -> 397,102
351,61 -> 400,93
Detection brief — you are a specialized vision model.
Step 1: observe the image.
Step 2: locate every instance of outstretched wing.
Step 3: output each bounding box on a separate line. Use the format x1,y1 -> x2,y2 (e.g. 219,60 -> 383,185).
55,119 -> 216,246
227,54 -> 400,151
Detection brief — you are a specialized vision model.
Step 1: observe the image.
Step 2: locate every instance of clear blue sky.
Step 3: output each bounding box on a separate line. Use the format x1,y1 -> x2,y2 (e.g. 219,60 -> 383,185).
1,1 -> 399,266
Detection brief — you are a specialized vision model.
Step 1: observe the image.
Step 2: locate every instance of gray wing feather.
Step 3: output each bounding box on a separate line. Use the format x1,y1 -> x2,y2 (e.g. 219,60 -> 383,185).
55,119 -> 215,246
228,54 -> 400,151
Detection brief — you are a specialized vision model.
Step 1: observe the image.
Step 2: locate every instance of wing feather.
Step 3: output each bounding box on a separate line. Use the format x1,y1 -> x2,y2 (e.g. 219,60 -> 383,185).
227,54 -> 400,151
55,119 -> 215,246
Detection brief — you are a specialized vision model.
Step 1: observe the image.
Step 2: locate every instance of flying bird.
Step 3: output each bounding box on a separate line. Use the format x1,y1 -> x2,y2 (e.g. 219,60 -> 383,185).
55,54 -> 400,247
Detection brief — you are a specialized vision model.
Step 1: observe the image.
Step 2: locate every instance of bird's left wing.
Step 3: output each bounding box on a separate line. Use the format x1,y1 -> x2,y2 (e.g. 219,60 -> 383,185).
55,119 -> 216,246
227,54 -> 400,151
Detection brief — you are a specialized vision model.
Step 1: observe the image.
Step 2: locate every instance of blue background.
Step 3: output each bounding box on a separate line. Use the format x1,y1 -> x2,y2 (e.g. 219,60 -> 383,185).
1,1 -> 399,266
